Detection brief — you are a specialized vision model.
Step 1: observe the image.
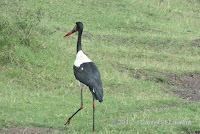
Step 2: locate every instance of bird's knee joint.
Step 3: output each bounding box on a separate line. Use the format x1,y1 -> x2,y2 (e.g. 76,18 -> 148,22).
80,105 -> 83,109
93,102 -> 95,108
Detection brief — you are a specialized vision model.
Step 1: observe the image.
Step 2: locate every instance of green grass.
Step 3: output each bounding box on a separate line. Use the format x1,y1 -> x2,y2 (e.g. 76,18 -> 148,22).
0,0 -> 200,133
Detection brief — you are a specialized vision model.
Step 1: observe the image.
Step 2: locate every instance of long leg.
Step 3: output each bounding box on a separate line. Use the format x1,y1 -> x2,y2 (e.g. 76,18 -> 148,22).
64,84 -> 84,125
93,96 -> 95,132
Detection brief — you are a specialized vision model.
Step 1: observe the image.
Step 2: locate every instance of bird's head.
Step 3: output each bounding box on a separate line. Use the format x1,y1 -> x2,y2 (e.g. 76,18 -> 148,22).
64,22 -> 83,37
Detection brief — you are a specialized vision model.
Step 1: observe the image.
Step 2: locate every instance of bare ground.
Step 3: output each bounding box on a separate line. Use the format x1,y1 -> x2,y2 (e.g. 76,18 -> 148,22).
0,127 -> 199,134
0,127 -> 62,134
187,131 -> 200,134
167,72 -> 200,102
111,62 -> 200,102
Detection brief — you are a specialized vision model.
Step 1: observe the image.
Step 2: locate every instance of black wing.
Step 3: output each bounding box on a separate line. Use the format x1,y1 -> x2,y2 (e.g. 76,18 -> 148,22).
73,62 -> 103,102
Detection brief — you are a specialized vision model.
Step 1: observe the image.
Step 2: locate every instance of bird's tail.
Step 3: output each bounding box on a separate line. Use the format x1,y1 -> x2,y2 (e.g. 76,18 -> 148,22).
90,86 -> 103,102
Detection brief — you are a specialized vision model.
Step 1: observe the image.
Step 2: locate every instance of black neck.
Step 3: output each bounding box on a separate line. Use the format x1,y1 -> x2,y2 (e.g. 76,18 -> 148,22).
77,32 -> 82,53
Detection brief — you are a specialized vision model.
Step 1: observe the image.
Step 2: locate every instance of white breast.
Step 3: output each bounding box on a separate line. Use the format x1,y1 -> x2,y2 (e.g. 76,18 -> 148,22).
74,50 -> 92,67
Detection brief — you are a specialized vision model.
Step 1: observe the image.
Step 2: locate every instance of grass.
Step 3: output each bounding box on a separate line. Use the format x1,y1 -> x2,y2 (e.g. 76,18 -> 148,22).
0,0 -> 200,133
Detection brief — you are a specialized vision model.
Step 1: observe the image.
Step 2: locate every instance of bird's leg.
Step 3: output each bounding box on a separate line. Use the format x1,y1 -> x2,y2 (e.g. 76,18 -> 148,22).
93,96 -> 95,132
64,84 -> 84,125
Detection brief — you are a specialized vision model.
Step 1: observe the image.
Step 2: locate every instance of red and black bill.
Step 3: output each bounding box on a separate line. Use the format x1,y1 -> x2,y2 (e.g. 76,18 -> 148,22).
64,25 -> 77,37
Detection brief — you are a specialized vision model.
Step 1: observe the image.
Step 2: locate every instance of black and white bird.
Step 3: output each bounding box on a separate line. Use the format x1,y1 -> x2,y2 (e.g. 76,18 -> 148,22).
64,22 -> 103,132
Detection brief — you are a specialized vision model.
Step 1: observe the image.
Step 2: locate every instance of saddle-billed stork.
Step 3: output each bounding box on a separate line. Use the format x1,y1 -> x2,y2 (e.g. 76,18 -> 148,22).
63,22 -> 103,132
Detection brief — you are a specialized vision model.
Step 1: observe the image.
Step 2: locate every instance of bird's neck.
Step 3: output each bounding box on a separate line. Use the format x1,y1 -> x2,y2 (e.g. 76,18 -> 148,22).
77,32 -> 82,53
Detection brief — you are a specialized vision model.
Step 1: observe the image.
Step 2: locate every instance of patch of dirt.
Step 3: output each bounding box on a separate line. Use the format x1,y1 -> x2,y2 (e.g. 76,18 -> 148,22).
192,39 -> 200,47
168,73 -> 200,102
111,62 -> 200,102
0,127 -> 62,134
187,131 -> 200,134
110,62 -> 172,83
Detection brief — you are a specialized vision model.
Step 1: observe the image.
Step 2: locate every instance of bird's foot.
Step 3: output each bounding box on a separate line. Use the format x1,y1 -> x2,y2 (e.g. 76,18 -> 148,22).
64,118 -> 70,125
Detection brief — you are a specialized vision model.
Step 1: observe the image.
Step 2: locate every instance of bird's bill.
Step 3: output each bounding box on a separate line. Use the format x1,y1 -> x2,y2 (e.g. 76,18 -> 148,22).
64,25 -> 77,37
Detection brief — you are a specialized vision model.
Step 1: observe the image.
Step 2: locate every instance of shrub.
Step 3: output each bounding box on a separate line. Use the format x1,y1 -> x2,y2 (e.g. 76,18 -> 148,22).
0,5 -> 44,64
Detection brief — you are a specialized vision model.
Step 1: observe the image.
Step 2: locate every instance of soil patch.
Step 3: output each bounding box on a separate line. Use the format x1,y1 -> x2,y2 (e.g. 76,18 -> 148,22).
187,131 -> 200,134
111,63 -> 200,102
192,39 -> 200,47
0,127 -> 62,134
168,72 -> 200,102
